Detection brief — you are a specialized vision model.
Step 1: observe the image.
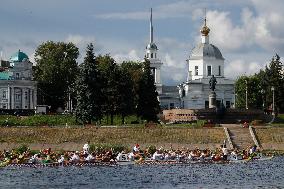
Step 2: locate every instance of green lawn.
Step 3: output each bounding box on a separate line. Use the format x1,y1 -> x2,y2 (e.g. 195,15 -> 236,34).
272,114 -> 284,127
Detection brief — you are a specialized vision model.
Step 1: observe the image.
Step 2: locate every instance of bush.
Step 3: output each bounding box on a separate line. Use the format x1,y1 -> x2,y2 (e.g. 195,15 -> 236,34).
147,145 -> 156,155
0,115 -> 77,126
15,144 -> 28,154
89,143 -> 127,154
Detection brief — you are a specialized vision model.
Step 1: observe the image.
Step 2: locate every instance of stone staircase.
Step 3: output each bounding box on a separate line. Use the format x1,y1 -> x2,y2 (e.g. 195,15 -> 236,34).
222,124 -> 255,150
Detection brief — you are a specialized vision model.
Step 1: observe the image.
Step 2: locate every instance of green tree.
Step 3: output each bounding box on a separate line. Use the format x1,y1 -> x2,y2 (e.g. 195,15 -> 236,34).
136,59 -> 160,122
262,54 -> 284,112
235,75 -> 262,109
235,54 -> 284,113
34,41 -> 79,112
120,61 -> 143,112
75,43 -> 103,124
118,65 -> 135,124
96,54 -> 120,125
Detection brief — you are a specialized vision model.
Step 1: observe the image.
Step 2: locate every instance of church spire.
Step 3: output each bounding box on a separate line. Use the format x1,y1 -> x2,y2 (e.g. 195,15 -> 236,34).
150,8 -> 153,43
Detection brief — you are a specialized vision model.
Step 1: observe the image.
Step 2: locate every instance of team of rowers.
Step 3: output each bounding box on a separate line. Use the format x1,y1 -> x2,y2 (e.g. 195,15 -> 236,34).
0,143 -> 267,166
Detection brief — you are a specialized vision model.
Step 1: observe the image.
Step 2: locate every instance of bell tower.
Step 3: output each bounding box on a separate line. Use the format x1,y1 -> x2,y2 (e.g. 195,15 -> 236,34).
145,8 -> 163,94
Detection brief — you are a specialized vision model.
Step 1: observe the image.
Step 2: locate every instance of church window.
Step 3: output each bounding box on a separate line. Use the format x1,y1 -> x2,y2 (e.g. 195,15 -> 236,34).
151,53 -> 153,58
2,90 -> 7,99
218,66 -> 221,76
147,53 -> 149,58
195,66 -> 198,75
25,91 -> 28,100
155,53 -> 157,58
15,93 -> 21,102
207,66 -> 212,76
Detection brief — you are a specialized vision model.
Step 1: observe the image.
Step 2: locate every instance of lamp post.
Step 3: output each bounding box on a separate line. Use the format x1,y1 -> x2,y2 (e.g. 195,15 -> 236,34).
245,79 -> 248,109
234,93 -> 237,108
271,86 -> 275,115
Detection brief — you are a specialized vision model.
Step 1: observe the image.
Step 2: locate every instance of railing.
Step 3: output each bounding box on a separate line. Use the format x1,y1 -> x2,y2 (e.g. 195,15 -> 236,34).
249,126 -> 261,148
223,127 -> 234,149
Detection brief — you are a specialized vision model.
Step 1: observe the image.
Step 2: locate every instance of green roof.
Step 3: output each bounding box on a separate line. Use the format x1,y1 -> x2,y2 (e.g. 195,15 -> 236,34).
0,72 -> 13,80
10,50 -> 29,62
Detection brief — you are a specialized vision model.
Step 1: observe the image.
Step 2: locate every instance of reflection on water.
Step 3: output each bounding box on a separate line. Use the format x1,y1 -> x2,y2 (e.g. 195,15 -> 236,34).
1,156 -> 283,189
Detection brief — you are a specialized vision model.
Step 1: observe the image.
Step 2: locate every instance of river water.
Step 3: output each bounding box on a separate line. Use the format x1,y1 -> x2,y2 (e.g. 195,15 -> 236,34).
0,156 -> 283,189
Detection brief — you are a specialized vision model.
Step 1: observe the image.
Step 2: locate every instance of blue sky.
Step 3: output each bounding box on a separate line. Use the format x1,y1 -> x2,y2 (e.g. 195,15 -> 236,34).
0,0 -> 283,85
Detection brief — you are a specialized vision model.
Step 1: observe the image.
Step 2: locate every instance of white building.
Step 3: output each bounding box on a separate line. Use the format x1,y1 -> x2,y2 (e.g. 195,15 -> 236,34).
178,16 -> 235,109
0,50 -> 37,110
144,10 -> 234,110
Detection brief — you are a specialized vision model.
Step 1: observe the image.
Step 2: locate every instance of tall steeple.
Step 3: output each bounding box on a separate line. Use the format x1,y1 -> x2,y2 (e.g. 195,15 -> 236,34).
150,8 -> 153,43
144,8 -> 162,94
146,8 -> 158,54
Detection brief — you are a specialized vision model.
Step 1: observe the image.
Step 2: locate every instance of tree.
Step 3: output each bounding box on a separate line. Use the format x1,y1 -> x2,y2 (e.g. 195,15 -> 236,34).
96,54 -> 120,125
118,65 -> 135,124
75,43 -> 103,124
235,54 -> 284,113
34,41 -> 79,112
136,59 -> 160,122
120,61 -> 144,110
263,54 -> 284,112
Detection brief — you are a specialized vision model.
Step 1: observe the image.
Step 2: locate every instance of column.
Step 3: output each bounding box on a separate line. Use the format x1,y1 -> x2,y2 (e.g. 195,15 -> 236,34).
22,88 -> 25,109
7,86 -> 10,109
30,88 -> 33,109
34,89 -> 37,108
156,68 -> 161,84
11,87 -> 14,109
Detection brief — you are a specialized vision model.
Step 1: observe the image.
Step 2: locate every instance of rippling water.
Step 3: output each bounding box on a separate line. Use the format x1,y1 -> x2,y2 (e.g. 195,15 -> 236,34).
1,156 -> 283,189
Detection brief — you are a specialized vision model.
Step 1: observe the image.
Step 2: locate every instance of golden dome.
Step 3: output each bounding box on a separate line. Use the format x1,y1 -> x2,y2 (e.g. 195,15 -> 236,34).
200,18 -> 210,36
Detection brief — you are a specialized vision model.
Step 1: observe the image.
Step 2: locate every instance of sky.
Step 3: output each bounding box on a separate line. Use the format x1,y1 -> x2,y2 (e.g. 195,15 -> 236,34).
0,0 -> 283,85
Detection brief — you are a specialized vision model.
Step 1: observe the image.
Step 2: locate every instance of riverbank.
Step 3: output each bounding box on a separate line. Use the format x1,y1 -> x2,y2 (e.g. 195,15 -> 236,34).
0,126 -> 283,151
0,127 -> 224,150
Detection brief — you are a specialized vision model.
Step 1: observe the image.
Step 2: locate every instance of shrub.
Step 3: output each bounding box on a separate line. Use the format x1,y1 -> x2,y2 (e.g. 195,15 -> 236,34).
147,145 -> 156,155
15,144 -> 28,154
89,143 -> 127,154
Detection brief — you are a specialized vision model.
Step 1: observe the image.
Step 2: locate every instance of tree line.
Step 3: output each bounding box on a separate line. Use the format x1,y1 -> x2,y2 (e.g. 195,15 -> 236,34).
235,54 -> 284,113
33,41 -> 160,124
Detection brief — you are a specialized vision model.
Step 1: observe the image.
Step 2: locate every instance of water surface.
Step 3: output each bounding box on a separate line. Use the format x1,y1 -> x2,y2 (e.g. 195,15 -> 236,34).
1,156 -> 283,189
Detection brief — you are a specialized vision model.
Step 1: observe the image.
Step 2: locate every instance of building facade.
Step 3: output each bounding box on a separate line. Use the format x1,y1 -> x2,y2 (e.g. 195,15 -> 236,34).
178,16 -> 235,109
0,50 -> 37,110
144,10 -> 234,110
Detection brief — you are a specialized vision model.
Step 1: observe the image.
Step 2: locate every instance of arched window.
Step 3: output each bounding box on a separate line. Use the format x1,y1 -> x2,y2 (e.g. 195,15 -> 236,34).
151,53 -> 153,58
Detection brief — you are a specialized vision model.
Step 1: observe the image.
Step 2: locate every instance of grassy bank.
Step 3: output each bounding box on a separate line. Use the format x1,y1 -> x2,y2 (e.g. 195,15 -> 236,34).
0,127 -> 224,145
272,114 -> 284,127
255,128 -> 284,143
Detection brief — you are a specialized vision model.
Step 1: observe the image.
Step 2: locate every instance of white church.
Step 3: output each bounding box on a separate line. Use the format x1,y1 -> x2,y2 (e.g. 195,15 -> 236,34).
144,10 -> 235,110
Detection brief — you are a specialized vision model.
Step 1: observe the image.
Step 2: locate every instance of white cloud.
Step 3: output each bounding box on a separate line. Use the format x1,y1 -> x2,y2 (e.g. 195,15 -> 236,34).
96,1 -> 203,20
224,59 -> 267,79
113,49 -> 141,63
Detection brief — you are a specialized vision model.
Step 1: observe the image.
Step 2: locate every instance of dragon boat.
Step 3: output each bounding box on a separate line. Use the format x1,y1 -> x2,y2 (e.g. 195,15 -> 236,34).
2,155 -> 273,168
